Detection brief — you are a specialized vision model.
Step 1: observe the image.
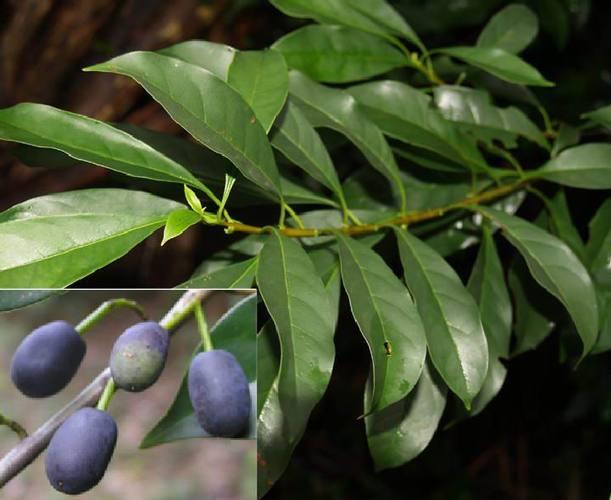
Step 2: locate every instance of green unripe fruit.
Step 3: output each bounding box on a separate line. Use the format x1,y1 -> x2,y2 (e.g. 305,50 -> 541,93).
109,321 -> 169,392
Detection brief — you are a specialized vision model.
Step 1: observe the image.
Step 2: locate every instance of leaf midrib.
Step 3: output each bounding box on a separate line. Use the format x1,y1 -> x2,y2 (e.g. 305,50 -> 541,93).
0,217 -> 165,272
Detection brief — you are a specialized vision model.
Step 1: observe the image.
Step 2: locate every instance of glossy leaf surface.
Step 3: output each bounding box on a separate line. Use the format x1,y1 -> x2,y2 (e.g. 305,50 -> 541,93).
395,228 -> 489,407
86,51 -> 282,197
337,233 -> 427,413
273,25 -> 406,83
476,207 -> 598,357
0,189 -> 180,288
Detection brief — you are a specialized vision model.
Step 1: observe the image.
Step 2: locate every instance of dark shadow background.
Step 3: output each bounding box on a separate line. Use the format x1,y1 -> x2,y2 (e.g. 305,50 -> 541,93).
0,1 -> 610,498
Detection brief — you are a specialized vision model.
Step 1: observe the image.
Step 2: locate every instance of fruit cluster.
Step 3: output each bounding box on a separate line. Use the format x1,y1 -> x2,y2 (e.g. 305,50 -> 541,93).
9,307 -> 251,495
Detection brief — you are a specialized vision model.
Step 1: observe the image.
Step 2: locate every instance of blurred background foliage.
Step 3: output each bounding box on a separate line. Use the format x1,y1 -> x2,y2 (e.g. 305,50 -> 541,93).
0,290 -> 255,499
0,1 -> 609,498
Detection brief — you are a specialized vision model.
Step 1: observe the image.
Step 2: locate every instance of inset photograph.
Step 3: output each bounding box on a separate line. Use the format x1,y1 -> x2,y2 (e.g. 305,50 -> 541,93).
0,289 -> 256,499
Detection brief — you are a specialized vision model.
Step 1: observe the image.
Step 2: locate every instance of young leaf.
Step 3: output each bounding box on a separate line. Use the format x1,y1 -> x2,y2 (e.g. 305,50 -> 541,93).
476,207 -> 598,358
85,51 -> 283,198
159,40 -> 237,80
433,85 -> 547,148
437,46 -> 553,87
477,4 -> 539,54
531,144 -> 611,189
365,361 -> 447,471
227,50 -> 289,133
269,0 -> 423,50
0,189 -> 181,288
0,103 -> 216,196
256,230 -> 336,440
336,233 -> 427,413
349,81 -> 489,171
178,257 -> 258,289
161,209 -> 201,246
271,99 -> 344,201
273,25 -> 407,83
288,71 -> 406,209
581,104 -> 611,130
141,295 -> 257,448
183,185 -> 204,215
394,228 -> 489,407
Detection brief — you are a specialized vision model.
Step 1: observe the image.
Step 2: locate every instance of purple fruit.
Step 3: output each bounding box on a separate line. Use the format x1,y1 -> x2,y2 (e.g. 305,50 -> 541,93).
10,320 -> 86,398
188,349 -> 251,438
45,408 -> 117,495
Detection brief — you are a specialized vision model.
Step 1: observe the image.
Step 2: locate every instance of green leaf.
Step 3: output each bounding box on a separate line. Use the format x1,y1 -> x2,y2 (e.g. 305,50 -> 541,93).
365,360 -> 447,471
336,233 -> 427,413
273,25 -> 406,83
257,245 -> 341,496
437,46 -> 553,87
349,81 -> 488,171
545,190 -> 585,261
394,228 -> 489,407
532,144 -> 611,189
467,229 -> 512,358
0,290 -> 63,312
141,295 -> 257,447
582,104 -> 611,130
0,189 -> 181,288
476,207 -> 599,358
256,230 -> 336,494
227,50 -> 288,133
467,357 -> 506,417
432,85 -> 547,148
178,257 -> 258,289
508,256 -> 556,355
465,229 -> 511,415
585,199 -> 611,273
85,51 -> 283,198
257,322 -> 281,417
551,124 -> 580,157
159,40 -> 236,80
183,185 -> 205,215
288,71 -> 406,209
585,200 -> 611,354
161,209 -> 201,246
0,103 -> 215,195
271,99 -> 343,200
269,0 -> 423,50
477,4 -> 539,54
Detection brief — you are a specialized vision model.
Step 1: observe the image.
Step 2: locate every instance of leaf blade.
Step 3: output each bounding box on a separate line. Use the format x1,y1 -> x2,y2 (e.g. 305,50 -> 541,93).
394,228 -> 489,407
85,51 -> 282,198
437,46 -> 553,87
273,25 -> 407,83
0,189 -> 181,288
476,206 -> 599,357
337,233 -> 427,413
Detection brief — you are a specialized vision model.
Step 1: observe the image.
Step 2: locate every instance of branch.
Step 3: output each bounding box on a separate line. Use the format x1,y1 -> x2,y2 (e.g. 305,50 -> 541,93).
212,179 -> 527,237
0,289 -> 219,488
